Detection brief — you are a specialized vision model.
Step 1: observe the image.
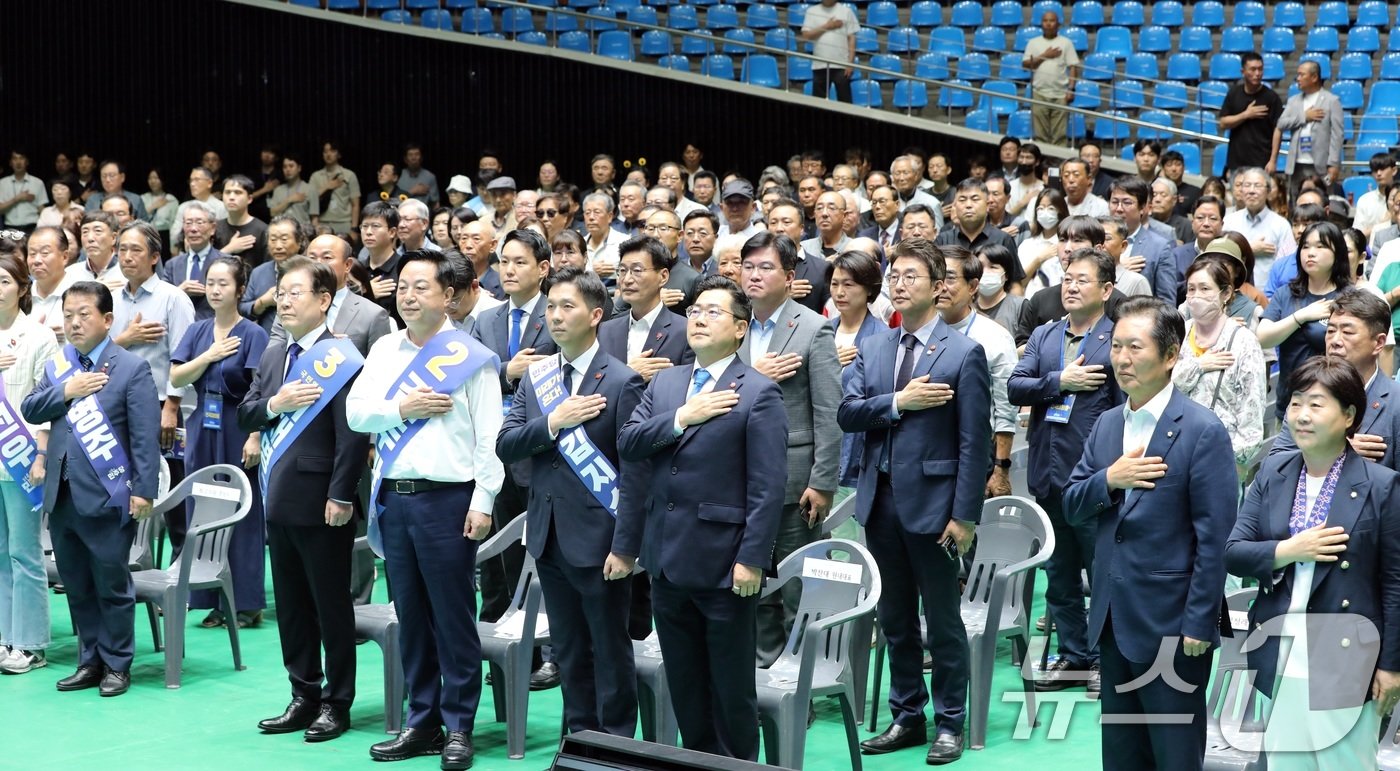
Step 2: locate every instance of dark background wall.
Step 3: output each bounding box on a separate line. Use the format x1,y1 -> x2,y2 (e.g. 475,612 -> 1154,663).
2,0 -> 992,189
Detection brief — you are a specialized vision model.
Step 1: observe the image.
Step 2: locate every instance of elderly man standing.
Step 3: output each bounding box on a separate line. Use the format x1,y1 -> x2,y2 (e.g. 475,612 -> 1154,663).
1274,61 -> 1344,201
1223,167 -> 1298,284
1024,11 -> 1079,146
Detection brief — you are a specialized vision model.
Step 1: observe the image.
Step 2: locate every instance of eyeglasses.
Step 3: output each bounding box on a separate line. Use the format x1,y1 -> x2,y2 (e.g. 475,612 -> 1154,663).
886,273 -> 931,286
274,288 -> 324,303
742,262 -> 781,275
1063,278 -> 1106,289
683,229 -> 714,239
686,305 -> 741,321
616,265 -> 656,278
644,224 -> 679,234
536,209 -> 560,219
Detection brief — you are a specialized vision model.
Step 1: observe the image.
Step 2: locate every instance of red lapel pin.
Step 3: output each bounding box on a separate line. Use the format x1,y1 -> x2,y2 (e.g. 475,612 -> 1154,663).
728,381 -> 737,388
594,373 -> 603,380
1374,401 -> 1382,410
926,345 -> 936,355
787,320 -> 795,328
655,332 -> 664,340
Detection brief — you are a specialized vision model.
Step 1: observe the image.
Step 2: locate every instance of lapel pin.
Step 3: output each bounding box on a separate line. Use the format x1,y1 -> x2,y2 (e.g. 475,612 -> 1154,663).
1098,334 -> 1106,340
1166,431 -> 1173,438
728,381 -> 737,388
655,332 -> 664,340
1351,491 -> 1359,498
594,373 -> 603,380
1374,401 -> 1382,410
787,320 -> 795,328
926,344 -> 936,355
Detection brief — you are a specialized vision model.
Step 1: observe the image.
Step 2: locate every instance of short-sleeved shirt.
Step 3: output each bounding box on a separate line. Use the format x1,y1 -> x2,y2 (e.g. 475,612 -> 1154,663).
308,167 -> 361,225
800,2 -> 859,70
1221,83 -> 1283,171
214,217 -> 269,267
0,174 -> 48,226
1262,288 -> 1338,419
268,178 -> 313,226
1024,34 -> 1079,99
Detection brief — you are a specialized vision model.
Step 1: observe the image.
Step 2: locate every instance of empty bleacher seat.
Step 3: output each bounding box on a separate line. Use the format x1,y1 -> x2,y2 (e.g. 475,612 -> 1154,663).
865,1 -> 898,28
701,54 -> 735,79
788,3 -> 809,27
851,79 -> 883,107
1315,1 -> 1349,27
1153,81 -> 1188,110
958,52 -> 991,81
1080,52 -> 1115,81
1067,112 -> 1087,139
910,1 -> 943,29
982,80 -> 1019,116
1369,83 -> 1400,116
1357,1 -> 1390,27
916,53 -> 951,80
1199,80 -> 1229,110
1304,28 -> 1339,54
1271,2 -> 1305,28
1062,26 -> 1088,52
706,4 -> 738,30
787,55 -> 812,81
598,30 -> 634,60
1070,1 -> 1104,28
936,79 -> 972,109
1110,80 -> 1145,110
887,26 -> 920,54
721,28 -> 755,55
1178,26 -> 1212,54
627,6 -> 658,26
868,54 -> 902,81
1192,1 -> 1224,28
972,26 -> 1005,53
1208,53 -> 1241,82
1012,26 -> 1038,51
763,28 -> 795,51
1001,54 -> 1029,81
1070,81 -> 1101,109
1231,1 -> 1265,28
1182,110 -> 1218,135
1334,81 -> 1365,111
381,9 -> 413,24
668,5 -> 698,29
742,55 -> 781,87
586,7 -> 618,31
1338,54 -> 1372,83
965,108 -> 996,132
462,8 -> 494,33
855,27 -> 878,54
1358,116 -> 1400,145
990,1 -> 1020,28
894,80 -> 930,109
1138,26 -> 1170,54
500,7 -> 535,34
1381,53 -> 1400,81
1261,27 -> 1294,55
679,29 -> 713,56
1166,53 -> 1201,82
1219,27 -> 1253,54
949,1 -> 982,28
641,29 -> 672,56
421,9 -> 454,29
658,54 -> 690,71
1124,53 -> 1157,81
558,30 -> 590,51
1152,1 -> 1184,28
1093,110 -> 1132,140
928,27 -> 965,59
1348,27 -> 1381,55
518,30 -> 548,45
1008,109 -> 1032,137
1262,53 -> 1285,81
1111,1 -> 1143,27
1137,110 -> 1173,139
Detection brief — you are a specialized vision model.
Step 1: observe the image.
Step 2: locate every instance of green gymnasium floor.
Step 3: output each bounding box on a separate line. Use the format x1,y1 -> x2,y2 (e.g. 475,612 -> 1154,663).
5,568 -> 1104,771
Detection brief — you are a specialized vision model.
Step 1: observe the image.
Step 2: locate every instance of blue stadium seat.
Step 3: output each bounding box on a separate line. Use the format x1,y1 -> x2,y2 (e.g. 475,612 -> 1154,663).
894,80 -> 930,109
365,0 -> 399,10
627,6 -> 658,25
1208,53 -> 1241,82
1338,53 -> 1372,83
1357,1 -> 1390,27
916,53 -> 951,80
641,29 -> 672,56
1333,81 -> 1364,111
1030,1 -> 1061,23
706,4 -> 738,30
936,80 -> 972,109
565,0 -> 598,8
545,10 -> 579,31
1012,26 -> 1038,51
1231,1 -> 1265,28
1153,81 -> 1187,110
1152,1 -> 1184,28
1390,35 -> 1400,54
1219,27 -> 1253,54
1192,1 -> 1224,28
721,28 -> 755,55
1343,176 -> 1378,204
1008,109 -> 1032,137
1369,83 -> 1400,116
742,55 -> 781,87
1262,53 -> 1285,82
958,52 -> 991,81
1300,53 -> 1332,81
1001,54 -> 1029,81
1080,52 -> 1116,81
1182,110 -> 1218,135
381,9 -> 413,24
965,108 -> 996,132
558,30 -> 590,51
658,54 -> 690,71
1070,1 -> 1104,28
1062,26 -> 1088,52
500,7 -> 535,34
1271,2 -> 1305,28
1124,53 -> 1157,81
787,56 -> 812,81
910,1 -> 943,28
1067,112 -> 1087,140
1110,80 -> 1145,110
405,0 -> 442,8
609,0 -> 641,13
679,29 -> 713,56
700,54 -> 735,79
1070,81 -> 1101,109
668,5 -> 697,28
1177,26 -> 1212,54
1305,28 -> 1340,54
990,1 -> 1021,28
1261,27 -> 1294,55
1137,110 -> 1173,140
421,9 -> 454,29
763,28 -> 795,51
855,27 -> 879,54
851,79 -> 883,108
1381,53 -> 1400,81
887,26 -> 920,54
1343,112 -> 1355,141
1358,116 -> 1400,145
1348,28 -> 1381,55
1315,1 -> 1349,27
461,8 -> 494,33
1093,27 -> 1132,60
1111,1 -> 1144,27
585,7 -> 617,31
972,26 -> 1005,53
1093,111 -> 1132,141
788,3 -> 809,27
928,27 -> 965,59
597,30 -> 634,60
1166,143 -> 1202,175
519,30 -> 549,45
1199,80 -> 1229,110
949,1 -> 982,28
1355,142 -> 1393,165
982,80 -> 1019,116
1138,26 -> 1170,54
868,54 -> 902,82
1165,53 -> 1201,82
865,1 -> 898,28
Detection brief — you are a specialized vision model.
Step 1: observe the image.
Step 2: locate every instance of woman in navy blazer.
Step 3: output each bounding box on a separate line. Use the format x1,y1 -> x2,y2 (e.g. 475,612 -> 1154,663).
826,251 -> 888,487
1226,356 -> 1400,768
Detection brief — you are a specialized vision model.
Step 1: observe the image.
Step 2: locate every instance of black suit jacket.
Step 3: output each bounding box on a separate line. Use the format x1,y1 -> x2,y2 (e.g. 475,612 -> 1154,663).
794,251 -> 831,314
597,307 -> 695,368
162,248 -> 228,321
237,330 -> 367,526
497,352 -> 646,567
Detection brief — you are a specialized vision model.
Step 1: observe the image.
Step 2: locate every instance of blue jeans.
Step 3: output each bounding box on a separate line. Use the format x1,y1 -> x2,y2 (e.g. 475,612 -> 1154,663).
0,480 -> 49,650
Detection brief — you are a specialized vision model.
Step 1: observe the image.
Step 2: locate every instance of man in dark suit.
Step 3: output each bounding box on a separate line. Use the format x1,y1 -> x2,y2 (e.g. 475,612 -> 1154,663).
1272,289 -> 1400,469
1009,247 -> 1124,695
1014,216 -> 1129,347
737,232 -> 843,665
239,257 -> 367,742
1063,297 -> 1238,771
161,199 -> 226,320
617,275 -> 787,761
838,238 -> 991,764
856,185 -> 901,251
22,281 -> 161,697
498,266 -> 645,736
1108,178 -> 1178,304
766,199 -> 831,315
469,228 -> 560,686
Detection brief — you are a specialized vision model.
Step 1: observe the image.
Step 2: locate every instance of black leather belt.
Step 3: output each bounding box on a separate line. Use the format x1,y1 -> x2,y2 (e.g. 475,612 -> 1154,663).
387,479 -> 464,495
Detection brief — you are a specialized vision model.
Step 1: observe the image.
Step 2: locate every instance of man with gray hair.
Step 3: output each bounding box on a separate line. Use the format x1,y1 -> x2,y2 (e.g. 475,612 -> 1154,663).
1148,178 -> 1193,244
583,193 -> 628,278
1223,167 -> 1296,283
163,200 -> 227,320
1274,60 -> 1344,200
396,198 -> 439,253
616,181 -> 647,237
1098,216 -> 1153,297
171,167 -> 227,251
889,156 -> 943,229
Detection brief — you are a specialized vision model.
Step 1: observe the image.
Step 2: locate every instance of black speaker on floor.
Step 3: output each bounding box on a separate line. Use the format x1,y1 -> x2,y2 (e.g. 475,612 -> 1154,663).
549,732 -> 790,771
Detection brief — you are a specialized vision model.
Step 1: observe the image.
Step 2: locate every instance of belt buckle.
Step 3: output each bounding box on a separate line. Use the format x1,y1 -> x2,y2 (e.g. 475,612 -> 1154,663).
394,480 -> 415,495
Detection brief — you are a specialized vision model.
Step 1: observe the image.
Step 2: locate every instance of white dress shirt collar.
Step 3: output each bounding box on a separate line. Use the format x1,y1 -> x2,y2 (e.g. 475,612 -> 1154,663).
561,341 -> 600,397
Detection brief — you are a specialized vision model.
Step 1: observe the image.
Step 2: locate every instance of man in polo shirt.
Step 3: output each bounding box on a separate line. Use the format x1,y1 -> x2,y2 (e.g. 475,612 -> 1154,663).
934,178 -> 1017,254
800,191 -> 852,259
0,149 -> 47,232
718,180 -> 765,240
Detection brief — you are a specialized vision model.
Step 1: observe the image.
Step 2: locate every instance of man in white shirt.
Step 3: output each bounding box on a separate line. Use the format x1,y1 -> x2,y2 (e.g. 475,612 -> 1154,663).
26,226 -> 74,340
1273,61 -> 1344,200
581,193 -> 628,278
1024,11 -> 1079,145
1061,159 -> 1109,218
67,211 -> 126,290
1353,152 -> 1396,237
0,150 -> 48,230
716,180 -> 765,240
801,0 -> 858,103
1223,167 -> 1298,284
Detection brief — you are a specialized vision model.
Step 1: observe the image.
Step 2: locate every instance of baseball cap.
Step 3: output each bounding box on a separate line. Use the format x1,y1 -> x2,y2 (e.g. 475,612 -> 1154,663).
721,179 -> 754,201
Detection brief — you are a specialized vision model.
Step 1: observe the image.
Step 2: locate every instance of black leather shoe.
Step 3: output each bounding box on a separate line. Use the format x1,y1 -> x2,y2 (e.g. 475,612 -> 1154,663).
304,704 -> 351,742
370,727 -> 446,761
259,697 -> 321,733
529,662 -> 561,691
55,665 -> 104,692
99,669 -> 130,697
860,722 -> 927,755
441,731 -> 474,770
1086,664 -> 1101,699
1033,658 -> 1089,692
925,733 -> 963,765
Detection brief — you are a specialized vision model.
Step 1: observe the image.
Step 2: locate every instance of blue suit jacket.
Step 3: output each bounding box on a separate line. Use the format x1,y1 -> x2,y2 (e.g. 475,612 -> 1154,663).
470,296 -> 558,487
497,352 -> 646,568
1062,388 -> 1238,663
831,312 -> 887,486
1008,315 -> 1124,499
617,357 -> 787,589
1272,373 -> 1400,472
837,318 -> 992,534
597,307 -> 694,368
22,341 -> 162,516
162,248 -> 227,321
1135,227 -> 1179,305
1225,450 -> 1400,709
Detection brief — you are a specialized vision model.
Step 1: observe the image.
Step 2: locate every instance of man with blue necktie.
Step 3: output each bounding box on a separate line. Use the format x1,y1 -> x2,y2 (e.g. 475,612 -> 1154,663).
162,200 -> 225,321
839,238 -> 991,764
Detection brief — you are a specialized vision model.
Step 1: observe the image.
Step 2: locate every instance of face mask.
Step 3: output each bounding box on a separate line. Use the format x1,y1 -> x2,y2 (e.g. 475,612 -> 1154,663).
1017,163 -> 1034,177
977,272 -> 1004,297
1186,296 -> 1221,322
1035,209 -> 1060,230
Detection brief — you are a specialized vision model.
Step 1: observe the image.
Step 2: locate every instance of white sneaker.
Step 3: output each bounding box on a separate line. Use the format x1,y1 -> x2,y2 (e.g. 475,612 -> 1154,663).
0,648 -> 45,674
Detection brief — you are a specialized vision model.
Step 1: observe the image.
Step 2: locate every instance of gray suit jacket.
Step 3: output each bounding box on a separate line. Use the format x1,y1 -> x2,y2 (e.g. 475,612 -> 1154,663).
1278,88 -> 1344,173
270,289 -> 393,357
739,300 -> 843,503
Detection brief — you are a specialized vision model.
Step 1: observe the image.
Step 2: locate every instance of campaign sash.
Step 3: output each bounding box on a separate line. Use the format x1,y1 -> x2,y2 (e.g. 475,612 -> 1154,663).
46,346 -> 130,509
528,355 -> 620,517
259,338 -> 364,501
0,377 -> 43,508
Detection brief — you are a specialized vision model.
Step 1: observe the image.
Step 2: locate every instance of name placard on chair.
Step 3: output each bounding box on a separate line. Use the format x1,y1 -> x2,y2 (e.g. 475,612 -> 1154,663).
801,558 -> 863,585
191,482 -> 240,502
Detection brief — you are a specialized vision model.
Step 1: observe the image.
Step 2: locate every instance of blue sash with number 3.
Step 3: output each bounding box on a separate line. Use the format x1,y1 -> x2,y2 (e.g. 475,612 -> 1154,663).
259,338 -> 364,503
528,355 -> 620,517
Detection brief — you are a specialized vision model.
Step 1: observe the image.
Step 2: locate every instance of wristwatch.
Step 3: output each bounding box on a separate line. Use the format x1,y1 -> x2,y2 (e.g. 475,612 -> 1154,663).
994,458 -> 1012,470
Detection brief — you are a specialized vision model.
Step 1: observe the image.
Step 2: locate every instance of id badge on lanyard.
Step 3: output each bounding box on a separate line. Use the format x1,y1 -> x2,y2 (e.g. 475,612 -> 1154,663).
1046,329 -> 1088,424
202,355 -> 227,430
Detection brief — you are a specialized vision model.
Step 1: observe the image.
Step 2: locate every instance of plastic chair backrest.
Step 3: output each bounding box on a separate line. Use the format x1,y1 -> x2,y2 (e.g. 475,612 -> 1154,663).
865,0 -> 898,28
1111,1 -> 1143,27
1178,25 -> 1212,53
1153,1 -> 1184,27
960,496 -> 1053,620
1193,0 -> 1224,28
1153,80 -> 1187,110
1137,25 -> 1170,53
1070,1 -> 1104,28
928,26 -> 965,58
910,1 -> 942,28
989,0 -> 1019,28
971,26 -> 1004,53
1165,142 -> 1202,175
743,55 -> 781,87
763,538 -> 881,672
153,464 -> 252,585
1231,1 -> 1264,28
1219,26 -> 1253,54
668,4 -> 698,29
1272,2 -> 1305,28
558,30 -> 590,51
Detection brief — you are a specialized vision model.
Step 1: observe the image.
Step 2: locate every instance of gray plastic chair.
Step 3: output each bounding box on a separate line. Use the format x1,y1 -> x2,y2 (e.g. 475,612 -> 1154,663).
351,536 -> 403,734
1240,434 -> 1276,492
755,538 -> 881,771
45,456 -> 169,586
631,564 -> 680,747
1204,588 -> 1265,771
476,514 -> 548,760
131,463 -> 252,688
1379,702 -> 1400,770
818,493 -> 875,720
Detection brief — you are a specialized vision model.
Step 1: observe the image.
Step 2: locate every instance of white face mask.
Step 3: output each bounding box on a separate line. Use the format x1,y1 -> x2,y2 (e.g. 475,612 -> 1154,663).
977,271 -> 1004,297
1185,295 -> 1222,322
1036,208 -> 1060,230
